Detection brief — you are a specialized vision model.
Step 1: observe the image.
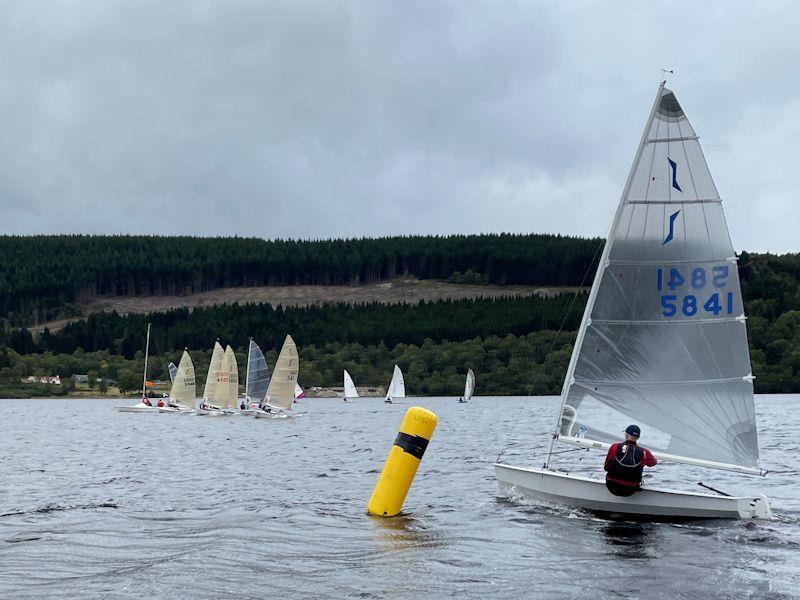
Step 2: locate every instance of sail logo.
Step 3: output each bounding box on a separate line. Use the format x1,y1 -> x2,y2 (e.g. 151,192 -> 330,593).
668,157 -> 682,192
663,210 -> 681,245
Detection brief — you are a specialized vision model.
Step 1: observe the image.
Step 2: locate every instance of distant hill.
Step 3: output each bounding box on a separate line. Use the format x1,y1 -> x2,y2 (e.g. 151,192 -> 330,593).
0,233 -> 600,326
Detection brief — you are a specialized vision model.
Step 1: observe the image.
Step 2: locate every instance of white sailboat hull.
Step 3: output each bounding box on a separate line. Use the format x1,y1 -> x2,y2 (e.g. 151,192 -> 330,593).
494,463 -> 772,520
116,403 -> 157,413
158,405 -> 195,414
253,408 -> 290,419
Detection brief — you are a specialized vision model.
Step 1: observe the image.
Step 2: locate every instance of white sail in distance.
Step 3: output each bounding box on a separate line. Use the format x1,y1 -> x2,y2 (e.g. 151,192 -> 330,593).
265,335 -> 299,411
343,370 -> 358,399
245,340 -> 270,403
385,365 -> 406,400
169,351 -> 196,407
464,369 -> 475,401
168,362 -> 178,384
555,84 -> 759,470
203,342 -> 225,404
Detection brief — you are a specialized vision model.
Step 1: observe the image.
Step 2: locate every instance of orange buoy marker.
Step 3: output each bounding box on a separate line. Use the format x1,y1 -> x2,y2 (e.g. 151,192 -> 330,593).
367,406 -> 438,517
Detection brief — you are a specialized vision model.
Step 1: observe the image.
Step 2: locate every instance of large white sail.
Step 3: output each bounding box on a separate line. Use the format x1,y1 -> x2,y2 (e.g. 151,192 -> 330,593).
245,339 -> 270,403
385,365 -> 406,400
202,342 -> 225,403
343,370 -> 358,399
464,369 -> 475,401
216,345 -> 239,410
555,84 -> 759,470
265,335 -> 299,410
169,350 -> 196,407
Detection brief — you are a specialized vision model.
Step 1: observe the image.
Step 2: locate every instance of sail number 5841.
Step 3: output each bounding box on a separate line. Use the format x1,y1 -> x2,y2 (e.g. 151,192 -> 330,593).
657,265 -> 732,318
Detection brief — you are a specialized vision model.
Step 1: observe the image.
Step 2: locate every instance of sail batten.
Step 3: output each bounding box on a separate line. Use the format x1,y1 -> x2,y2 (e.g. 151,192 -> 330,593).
552,85 -> 760,471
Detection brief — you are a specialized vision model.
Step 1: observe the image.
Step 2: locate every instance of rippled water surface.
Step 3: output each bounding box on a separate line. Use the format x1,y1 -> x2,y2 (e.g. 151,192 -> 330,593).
1,396 -> 798,599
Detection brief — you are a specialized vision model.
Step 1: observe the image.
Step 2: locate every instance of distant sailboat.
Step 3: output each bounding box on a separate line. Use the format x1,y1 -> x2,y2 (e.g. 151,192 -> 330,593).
494,83 -> 772,519
458,369 -> 475,403
159,350 -> 197,413
343,370 -> 358,402
117,323 -> 157,413
294,383 -> 305,402
384,365 -> 405,404
240,339 -> 270,415
255,334 -> 299,419
168,362 -> 178,384
197,341 -> 227,416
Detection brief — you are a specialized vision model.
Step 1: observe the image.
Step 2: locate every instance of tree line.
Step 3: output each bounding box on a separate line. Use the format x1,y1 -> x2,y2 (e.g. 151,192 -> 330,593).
0,233 -> 600,325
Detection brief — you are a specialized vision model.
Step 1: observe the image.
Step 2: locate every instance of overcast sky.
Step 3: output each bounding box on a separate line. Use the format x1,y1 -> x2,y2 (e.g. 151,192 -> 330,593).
0,1 -> 797,252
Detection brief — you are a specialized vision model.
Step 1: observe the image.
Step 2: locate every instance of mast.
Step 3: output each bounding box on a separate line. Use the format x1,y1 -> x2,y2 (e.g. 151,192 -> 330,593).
545,83 -> 666,467
141,323 -> 151,399
245,338 -> 253,402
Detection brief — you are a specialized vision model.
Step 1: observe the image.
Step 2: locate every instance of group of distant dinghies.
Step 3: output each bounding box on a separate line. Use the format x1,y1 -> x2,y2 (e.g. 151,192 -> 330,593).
118,325 -> 477,416
344,365 -> 475,404
117,325 -> 303,419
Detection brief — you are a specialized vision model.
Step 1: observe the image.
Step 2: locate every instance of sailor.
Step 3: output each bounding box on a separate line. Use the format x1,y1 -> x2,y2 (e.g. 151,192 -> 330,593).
604,425 -> 657,497
240,401 -> 246,410
142,397 -> 152,407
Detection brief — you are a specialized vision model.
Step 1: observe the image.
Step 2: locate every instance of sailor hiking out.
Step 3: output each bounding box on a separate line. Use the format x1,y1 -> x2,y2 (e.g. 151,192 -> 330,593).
604,425 -> 657,497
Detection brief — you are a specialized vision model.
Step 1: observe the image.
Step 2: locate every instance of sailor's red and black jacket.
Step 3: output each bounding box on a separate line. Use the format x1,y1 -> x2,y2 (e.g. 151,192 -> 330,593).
604,441 -> 658,487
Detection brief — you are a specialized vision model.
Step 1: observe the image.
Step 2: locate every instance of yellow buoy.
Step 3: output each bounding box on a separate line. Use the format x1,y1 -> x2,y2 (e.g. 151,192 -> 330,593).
367,406 -> 438,517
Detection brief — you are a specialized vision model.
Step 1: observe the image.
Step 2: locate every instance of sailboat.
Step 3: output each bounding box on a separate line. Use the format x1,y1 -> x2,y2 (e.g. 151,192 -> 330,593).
384,364 -> 405,404
117,323 -> 157,413
458,369 -> 475,403
343,370 -> 358,402
168,361 -> 178,384
240,339 -> 270,415
159,350 -> 197,413
255,334 -> 299,419
294,383 -> 305,402
494,84 -> 772,520
197,341 -> 228,416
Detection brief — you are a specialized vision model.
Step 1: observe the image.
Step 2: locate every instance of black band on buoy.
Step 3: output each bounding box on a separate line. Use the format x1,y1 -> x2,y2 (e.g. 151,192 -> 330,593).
393,432 -> 429,460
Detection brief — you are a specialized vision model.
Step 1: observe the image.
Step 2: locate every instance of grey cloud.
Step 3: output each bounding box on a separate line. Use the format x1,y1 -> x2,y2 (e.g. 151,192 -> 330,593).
0,1 -> 796,251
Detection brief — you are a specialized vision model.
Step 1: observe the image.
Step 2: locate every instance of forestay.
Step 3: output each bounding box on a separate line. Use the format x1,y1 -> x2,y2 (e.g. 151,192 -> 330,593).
344,370 -> 358,398
169,351 -> 196,407
555,84 -> 760,471
203,342 -> 225,404
245,340 -> 270,403
265,335 -> 299,410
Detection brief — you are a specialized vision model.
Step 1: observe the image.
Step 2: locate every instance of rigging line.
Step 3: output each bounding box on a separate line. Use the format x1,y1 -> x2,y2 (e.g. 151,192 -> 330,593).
524,239 -> 604,398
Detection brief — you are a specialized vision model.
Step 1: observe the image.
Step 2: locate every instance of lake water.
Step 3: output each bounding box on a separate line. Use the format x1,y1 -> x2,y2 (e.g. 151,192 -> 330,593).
1,396 -> 798,599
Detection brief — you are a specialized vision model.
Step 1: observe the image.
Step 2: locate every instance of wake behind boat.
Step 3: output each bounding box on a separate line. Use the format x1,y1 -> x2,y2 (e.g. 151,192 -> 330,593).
495,83 -> 772,520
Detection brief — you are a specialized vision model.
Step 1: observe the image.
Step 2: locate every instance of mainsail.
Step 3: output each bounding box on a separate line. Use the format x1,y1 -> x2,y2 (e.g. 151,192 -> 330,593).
245,339 -> 270,403
464,369 -> 475,401
169,350 -> 196,407
343,370 -> 358,399
217,345 -> 239,410
554,84 -> 759,471
386,365 -> 406,400
203,342 -> 225,404
265,335 -> 299,410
